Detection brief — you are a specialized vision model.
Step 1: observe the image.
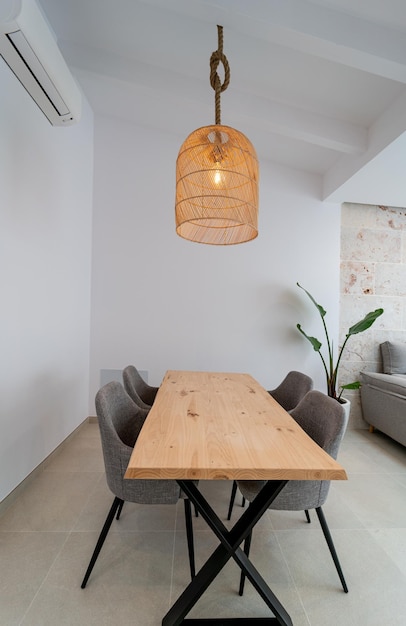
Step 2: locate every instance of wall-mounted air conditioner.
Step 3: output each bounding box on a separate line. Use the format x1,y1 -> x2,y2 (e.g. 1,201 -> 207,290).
0,0 -> 81,125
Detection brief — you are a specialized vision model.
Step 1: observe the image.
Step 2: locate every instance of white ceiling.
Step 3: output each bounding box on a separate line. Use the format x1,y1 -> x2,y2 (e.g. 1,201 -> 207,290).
39,0 -> 406,206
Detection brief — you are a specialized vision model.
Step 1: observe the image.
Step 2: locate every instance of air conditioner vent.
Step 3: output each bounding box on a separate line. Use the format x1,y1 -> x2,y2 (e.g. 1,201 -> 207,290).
0,0 -> 81,126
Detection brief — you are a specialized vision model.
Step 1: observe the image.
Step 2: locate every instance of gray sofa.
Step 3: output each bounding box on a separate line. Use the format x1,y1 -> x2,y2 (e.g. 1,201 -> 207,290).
360,341 -> 406,447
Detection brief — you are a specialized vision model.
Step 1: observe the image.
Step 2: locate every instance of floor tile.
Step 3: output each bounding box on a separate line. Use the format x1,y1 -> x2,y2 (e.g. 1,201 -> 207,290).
0,471 -> 101,532
0,531 -> 67,625
333,472 -> 406,528
20,531 -> 174,626
1,426 -> 405,626
368,527 -> 406,576
283,528 -> 406,626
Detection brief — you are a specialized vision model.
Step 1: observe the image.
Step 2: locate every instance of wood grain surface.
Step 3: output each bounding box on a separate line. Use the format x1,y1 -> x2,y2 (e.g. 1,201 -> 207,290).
125,371 -> 347,481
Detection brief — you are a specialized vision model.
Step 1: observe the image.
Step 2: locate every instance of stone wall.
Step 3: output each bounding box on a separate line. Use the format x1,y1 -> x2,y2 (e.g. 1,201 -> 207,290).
340,203 -> 406,428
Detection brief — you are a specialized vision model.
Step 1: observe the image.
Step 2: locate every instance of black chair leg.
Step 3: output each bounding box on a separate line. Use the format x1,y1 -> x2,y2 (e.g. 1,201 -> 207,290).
228,481 -> 246,521
305,509 -> 311,523
228,480 -> 244,520
116,500 -> 124,520
184,498 -> 196,579
81,496 -> 123,589
227,480 -> 238,520
238,529 -> 252,596
315,506 -> 348,593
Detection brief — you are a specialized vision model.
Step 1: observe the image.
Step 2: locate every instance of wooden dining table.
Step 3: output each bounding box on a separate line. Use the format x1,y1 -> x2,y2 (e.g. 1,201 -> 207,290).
125,370 -> 347,625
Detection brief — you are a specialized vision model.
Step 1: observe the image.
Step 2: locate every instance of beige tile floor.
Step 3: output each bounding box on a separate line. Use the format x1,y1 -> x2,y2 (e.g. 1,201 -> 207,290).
1,421 -> 406,626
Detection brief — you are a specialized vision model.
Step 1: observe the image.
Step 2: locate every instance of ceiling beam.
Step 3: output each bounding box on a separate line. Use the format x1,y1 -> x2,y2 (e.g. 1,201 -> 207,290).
64,40 -> 366,155
323,89 -> 406,200
143,0 -> 406,83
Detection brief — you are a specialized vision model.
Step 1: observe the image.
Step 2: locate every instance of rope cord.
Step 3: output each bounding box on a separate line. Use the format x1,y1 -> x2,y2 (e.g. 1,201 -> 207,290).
209,25 -> 230,125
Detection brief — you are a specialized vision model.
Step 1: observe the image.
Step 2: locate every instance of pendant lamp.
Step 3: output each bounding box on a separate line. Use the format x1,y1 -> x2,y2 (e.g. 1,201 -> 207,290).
175,26 -> 259,245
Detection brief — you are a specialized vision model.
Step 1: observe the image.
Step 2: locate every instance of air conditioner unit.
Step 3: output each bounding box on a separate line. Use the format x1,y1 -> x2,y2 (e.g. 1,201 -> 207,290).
0,0 -> 81,125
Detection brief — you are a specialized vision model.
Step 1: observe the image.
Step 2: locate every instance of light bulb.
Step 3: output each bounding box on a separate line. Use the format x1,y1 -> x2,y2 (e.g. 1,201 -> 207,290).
214,169 -> 222,185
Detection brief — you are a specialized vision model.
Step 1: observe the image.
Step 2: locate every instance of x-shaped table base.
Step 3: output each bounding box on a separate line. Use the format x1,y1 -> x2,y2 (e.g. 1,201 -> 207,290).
162,479 -> 293,626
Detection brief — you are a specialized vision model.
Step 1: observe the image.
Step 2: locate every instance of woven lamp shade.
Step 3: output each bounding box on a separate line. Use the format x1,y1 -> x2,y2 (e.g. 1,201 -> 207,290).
175,125 -> 259,245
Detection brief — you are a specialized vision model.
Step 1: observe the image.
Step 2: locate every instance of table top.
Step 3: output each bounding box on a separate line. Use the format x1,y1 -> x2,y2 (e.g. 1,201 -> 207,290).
125,370 -> 347,482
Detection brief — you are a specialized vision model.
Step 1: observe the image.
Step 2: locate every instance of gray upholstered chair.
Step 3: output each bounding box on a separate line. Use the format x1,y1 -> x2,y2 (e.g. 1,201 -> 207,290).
122,364 -> 159,409
237,390 -> 349,595
227,371 -> 314,520
268,370 -> 314,411
81,381 -> 195,588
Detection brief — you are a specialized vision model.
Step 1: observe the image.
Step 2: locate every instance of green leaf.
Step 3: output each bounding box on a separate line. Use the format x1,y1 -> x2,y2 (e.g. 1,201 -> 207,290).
297,282 -> 326,319
347,309 -> 384,336
296,283 -> 384,399
297,323 -> 322,352
341,381 -> 361,390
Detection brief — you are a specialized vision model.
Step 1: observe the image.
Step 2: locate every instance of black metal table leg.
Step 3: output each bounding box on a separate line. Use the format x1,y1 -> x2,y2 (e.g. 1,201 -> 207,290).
162,480 -> 293,626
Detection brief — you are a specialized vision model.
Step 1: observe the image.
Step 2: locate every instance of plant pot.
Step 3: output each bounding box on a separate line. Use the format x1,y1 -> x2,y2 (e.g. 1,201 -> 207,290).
339,397 -> 351,427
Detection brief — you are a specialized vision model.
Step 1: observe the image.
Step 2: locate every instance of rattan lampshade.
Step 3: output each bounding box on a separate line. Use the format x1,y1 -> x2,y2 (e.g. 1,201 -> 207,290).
175,26 -> 259,245
175,124 -> 259,245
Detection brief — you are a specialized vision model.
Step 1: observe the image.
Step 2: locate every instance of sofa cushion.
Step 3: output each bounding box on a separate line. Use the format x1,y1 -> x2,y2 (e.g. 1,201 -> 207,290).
381,341 -> 406,375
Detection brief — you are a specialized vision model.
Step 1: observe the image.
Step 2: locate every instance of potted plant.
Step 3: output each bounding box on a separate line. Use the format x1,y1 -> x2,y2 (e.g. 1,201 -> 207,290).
296,283 -> 384,400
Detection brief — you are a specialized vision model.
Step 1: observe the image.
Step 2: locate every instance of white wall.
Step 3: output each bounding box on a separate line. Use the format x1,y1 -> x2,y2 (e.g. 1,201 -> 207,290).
89,115 -> 342,410
0,63 -> 94,500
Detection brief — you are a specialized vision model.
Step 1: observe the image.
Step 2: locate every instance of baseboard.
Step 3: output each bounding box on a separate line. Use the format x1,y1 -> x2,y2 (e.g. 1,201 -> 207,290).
0,417 -> 96,516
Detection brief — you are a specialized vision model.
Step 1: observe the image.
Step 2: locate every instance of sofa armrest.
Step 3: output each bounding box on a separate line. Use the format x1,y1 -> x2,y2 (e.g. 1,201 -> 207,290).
360,372 -> 406,398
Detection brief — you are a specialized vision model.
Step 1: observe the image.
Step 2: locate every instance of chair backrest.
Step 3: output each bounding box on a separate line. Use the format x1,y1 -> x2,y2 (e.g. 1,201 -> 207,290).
122,365 -> 158,408
95,381 -> 179,504
269,370 -> 313,411
272,390 -> 348,510
238,390 -> 348,511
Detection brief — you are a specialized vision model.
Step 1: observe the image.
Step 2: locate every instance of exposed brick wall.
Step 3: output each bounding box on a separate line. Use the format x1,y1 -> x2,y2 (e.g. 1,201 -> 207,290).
340,203 -> 406,428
